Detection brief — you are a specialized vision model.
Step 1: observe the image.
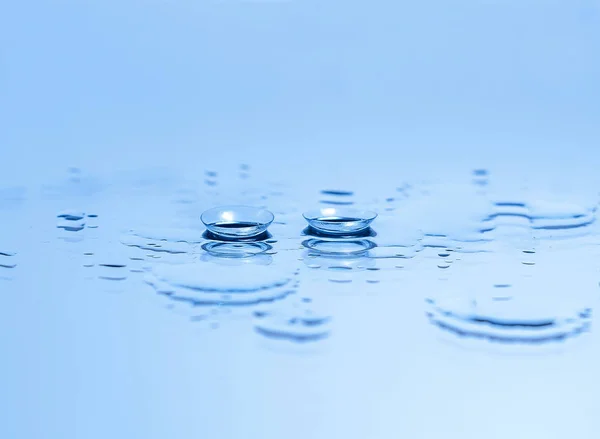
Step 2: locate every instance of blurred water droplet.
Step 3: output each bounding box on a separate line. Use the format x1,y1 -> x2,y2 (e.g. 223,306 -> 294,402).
254,299 -> 332,343
145,263 -> 295,306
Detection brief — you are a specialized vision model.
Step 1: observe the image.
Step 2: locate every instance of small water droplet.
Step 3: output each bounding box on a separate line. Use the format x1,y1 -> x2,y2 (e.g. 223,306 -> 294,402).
328,278 -> 352,283
57,220 -> 85,232
57,209 -> 85,221
320,189 -> 354,197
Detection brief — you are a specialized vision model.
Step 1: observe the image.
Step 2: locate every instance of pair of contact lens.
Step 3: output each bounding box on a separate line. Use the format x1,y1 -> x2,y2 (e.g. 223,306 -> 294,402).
202,206 -> 377,237
201,205 -> 378,257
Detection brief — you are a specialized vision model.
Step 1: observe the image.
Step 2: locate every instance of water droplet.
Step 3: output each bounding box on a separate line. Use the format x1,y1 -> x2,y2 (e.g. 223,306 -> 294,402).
328,266 -> 353,271
130,228 -> 204,243
99,263 -> 127,268
121,235 -> 190,254
145,263 -> 295,306
320,189 -> 354,197
254,300 -> 332,343
437,264 -> 451,269
57,209 -> 85,221
319,200 -> 355,206
522,261 -> 535,266
328,278 -> 352,284
0,255 -> 17,269
427,296 -> 590,344
56,220 -> 85,232
98,274 -> 127,281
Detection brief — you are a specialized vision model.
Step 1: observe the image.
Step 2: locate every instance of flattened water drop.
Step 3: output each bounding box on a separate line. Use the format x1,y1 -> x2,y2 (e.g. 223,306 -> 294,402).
319,200 -> 355,206
57,220 -> 85,232
426,296 -> 590,344
320,189 -> 354,197
146,263 -> 295,306
0,260 -> 17,269
57,209 -> 85,221
254,300 -> 332,343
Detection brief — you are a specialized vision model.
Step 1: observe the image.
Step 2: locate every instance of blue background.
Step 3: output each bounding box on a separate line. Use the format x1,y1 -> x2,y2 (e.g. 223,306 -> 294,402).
1,1 -> 600,438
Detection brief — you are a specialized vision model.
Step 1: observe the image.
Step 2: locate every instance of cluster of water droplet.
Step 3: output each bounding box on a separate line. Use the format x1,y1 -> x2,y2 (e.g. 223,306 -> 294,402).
6,164 -> 596,349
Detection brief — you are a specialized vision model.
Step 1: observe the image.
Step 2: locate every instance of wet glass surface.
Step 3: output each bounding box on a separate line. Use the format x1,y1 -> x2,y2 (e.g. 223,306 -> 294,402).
2,2 -> 600,438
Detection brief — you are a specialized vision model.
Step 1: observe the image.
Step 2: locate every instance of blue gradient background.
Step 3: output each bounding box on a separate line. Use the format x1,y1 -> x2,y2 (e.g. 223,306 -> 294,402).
1,1 -> 600,438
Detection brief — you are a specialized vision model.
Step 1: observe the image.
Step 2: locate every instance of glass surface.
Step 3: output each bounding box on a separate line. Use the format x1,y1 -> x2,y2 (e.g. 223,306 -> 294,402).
3,2 -> 600,438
